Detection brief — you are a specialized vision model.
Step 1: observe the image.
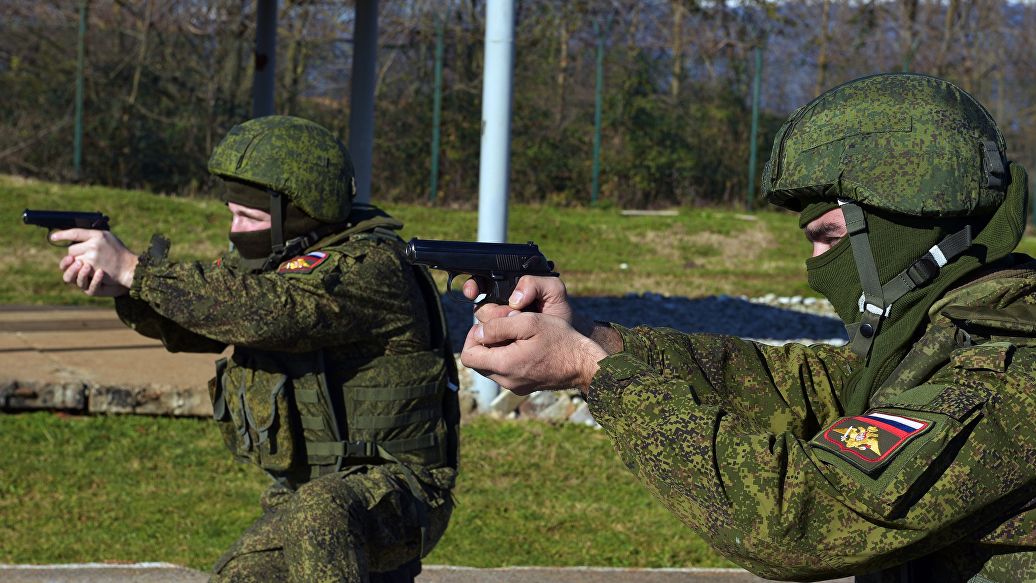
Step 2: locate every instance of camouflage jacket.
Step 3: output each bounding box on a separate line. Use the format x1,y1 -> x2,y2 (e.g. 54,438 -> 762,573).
114,218 -> 458,493
587,258 -> 1036,582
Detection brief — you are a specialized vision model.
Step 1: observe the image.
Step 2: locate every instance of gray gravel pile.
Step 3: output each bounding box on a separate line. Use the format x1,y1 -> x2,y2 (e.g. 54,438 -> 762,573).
441,292 -> 848,353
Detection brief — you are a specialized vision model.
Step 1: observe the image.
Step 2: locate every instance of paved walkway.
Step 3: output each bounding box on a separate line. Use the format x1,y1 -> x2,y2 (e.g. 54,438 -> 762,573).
0,305 -> 219,416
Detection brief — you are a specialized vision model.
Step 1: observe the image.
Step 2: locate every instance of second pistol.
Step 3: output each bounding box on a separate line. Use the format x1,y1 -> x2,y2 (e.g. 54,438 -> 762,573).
405,238 -> 559,306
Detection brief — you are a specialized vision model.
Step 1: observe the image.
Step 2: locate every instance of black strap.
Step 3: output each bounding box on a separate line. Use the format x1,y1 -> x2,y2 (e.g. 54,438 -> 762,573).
306,434 -> 439,460
841,199 -> 973,361
982,139 -> 1006,190
881,225 -> 973,303
840,201 -> 886,359
269,189 -> 284,253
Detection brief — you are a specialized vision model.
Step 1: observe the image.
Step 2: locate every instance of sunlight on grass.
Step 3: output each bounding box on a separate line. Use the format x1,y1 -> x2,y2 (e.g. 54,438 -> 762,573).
0,413 -> 730,570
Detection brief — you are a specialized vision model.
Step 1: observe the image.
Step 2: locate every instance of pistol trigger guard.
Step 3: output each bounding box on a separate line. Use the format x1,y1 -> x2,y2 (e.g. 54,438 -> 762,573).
47,228 -> 69,248
444,273 -> 477,306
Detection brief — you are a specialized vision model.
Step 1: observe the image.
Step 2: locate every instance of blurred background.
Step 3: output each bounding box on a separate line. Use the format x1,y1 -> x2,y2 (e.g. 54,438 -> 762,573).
4,0 -> 1034,210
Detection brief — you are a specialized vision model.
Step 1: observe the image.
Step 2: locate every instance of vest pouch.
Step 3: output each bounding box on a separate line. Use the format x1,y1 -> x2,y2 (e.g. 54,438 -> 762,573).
208,357 -> 250,463
221,359 -> 300,472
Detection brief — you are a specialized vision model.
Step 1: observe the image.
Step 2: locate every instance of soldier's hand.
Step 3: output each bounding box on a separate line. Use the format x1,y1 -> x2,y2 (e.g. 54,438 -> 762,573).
52,229 -> 138,291
461,311 -> 607,395
463,275 -> 576,325
59,254 -> 129,297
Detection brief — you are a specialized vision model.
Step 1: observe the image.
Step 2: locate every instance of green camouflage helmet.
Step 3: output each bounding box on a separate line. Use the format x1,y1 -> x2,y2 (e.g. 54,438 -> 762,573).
208,116 -> 356,223
763,73 -> 1008,216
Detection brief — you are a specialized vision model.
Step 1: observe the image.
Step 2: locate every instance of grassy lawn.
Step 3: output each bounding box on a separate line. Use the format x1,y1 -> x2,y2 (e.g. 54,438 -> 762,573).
0,412 -> 731,571
5,174 -> 818,303
10,173 -> 1036,306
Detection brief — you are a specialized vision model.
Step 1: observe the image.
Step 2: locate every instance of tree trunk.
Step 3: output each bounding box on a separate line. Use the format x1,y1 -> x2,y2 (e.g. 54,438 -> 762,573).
936,0 -> 959,76
127,0 -> 152,107
815,0 -> 830,97
555,13 -> 568,127
670,1 -> 685,101
899,0 -> 919,72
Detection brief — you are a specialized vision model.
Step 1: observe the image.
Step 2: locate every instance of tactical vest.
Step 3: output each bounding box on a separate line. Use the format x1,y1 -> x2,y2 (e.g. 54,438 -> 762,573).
207,213 -> 459,492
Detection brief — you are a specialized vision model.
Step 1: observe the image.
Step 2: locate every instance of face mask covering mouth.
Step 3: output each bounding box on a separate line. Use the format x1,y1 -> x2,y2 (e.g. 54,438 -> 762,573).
806,235 -> 863,327
229,228 -> 273,260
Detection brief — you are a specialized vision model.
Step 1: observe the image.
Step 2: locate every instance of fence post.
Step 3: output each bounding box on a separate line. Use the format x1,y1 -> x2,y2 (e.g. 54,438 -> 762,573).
591,17 -> 609,205
252,0 -> 277,117
74,0 -> 88,180
746,41 -> 764,211
429,13 -> 445,202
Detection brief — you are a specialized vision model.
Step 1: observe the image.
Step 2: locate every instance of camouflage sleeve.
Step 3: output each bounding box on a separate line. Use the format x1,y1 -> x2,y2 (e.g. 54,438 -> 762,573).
114,294 -> 227,353
610,324 -> 853,435
587,335 -> 1036,579
127,239 -> 420,352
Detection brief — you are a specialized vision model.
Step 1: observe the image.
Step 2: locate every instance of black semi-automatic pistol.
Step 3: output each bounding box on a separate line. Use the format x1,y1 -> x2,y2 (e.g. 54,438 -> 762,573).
405,238 -> 559,306
23,209 -> 110,246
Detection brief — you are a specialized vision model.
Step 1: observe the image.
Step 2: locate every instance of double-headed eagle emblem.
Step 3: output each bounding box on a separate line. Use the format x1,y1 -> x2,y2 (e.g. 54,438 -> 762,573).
833,424 -> 882,457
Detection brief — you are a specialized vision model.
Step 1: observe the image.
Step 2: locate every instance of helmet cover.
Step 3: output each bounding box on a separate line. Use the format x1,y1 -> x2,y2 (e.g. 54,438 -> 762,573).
208,116 -> 356,223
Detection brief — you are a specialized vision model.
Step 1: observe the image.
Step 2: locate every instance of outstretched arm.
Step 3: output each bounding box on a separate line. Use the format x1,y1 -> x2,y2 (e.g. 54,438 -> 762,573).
586,337 -> 1032,579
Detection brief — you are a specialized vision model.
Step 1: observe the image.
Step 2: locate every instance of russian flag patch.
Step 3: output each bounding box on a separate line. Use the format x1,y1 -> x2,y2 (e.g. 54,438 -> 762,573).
277,251 -> 330,275
812,411 -> 932,475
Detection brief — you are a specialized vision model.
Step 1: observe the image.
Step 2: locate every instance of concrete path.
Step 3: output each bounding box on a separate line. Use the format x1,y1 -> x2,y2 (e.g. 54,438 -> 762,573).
0,304 -> 219,416
0,564 -> 853,583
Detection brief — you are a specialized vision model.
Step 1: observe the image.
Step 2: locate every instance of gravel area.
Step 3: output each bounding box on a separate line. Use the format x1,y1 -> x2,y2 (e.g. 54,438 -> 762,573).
441,292 -> 848,353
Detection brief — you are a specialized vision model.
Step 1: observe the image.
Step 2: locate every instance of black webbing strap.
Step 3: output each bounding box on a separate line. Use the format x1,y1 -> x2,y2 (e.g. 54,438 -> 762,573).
982,139 -> 1006,189
351,408 -> 440,430
268,189 -> 284,253
306,433 -> 438,460
880,225 -> 973,303
840,200 -> 886,360
841,199 -> 974,361
350,382 -> 440,401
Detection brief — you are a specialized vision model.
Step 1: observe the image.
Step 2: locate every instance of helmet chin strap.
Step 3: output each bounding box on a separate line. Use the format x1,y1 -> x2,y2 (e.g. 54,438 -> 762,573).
245,188 -> 351,273
838,199 -> 973,361
269,189 -> 285,254
243,189 -> 293,273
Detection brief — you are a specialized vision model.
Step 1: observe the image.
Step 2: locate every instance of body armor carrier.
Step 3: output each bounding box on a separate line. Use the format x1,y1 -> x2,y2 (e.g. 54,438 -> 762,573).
208,214 -> 459,493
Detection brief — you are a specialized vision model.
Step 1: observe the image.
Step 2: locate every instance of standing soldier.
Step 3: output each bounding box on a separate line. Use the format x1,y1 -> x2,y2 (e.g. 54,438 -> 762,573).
462,74 -> 1036,581
55,116 -> 459,583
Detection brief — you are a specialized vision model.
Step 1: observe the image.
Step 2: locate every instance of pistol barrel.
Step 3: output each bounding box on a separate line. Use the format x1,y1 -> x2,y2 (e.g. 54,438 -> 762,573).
22,209 -> 110,230
405,238 -> 556,275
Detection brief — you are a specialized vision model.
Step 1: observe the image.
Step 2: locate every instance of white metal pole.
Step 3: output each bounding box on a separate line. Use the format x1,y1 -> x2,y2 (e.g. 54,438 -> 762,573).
349,0 -> 378,203
472,0 -> 516,410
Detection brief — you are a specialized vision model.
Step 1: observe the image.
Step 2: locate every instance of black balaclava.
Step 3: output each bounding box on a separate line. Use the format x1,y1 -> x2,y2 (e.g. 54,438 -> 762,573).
221,180 -> 324,268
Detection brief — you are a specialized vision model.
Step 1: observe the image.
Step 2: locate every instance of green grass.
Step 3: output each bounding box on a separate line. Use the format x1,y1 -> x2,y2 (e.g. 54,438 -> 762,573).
5,174 -> 816,304
10,174 -> 1036,305
0,412 -> 731,570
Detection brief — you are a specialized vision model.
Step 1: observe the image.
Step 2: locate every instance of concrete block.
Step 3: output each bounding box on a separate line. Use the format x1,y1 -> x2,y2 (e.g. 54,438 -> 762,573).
88,385 -> 213,417
0,380 -> 87,411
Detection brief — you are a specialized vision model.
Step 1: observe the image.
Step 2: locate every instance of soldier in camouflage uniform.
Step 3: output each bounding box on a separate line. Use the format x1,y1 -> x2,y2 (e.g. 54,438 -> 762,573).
461,74 -> 1036,581
54,116 -> 460,583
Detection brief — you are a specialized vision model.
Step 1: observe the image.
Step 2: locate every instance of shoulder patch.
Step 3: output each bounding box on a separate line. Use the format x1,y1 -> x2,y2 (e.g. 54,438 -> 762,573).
812,412 -> 931,475
277,251 -> 330,275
